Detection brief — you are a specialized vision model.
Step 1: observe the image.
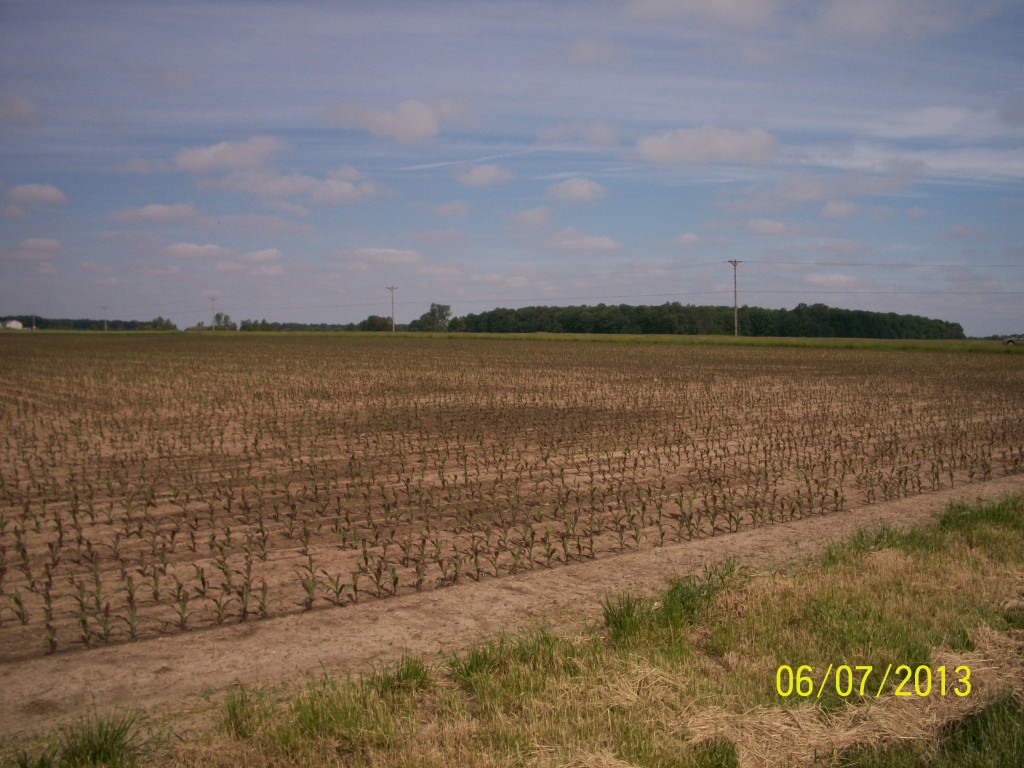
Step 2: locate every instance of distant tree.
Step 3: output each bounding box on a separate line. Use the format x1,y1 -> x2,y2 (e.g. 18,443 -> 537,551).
213,312 -> 237,331
148,316 -> 177,331
358,315 -> 392,332
413,303 -> 451,332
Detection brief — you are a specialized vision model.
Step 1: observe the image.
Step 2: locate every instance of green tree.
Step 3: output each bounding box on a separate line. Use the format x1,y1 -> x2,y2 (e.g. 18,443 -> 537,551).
358,315 -> 392,332
213,312 -> 237,331
414,303 -> 451,331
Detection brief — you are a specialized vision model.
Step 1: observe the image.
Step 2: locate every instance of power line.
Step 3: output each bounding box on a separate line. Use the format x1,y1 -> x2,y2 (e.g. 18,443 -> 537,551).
386,286 -> 398,332
727,260 -> 742,336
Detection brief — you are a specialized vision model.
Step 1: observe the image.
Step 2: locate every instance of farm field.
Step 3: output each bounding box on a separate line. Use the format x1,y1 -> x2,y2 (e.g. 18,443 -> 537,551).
1,333 -> 1023,666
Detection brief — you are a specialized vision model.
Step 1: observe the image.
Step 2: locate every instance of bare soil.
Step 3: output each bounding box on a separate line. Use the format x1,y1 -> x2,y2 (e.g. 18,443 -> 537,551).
3,474 -> 1022,741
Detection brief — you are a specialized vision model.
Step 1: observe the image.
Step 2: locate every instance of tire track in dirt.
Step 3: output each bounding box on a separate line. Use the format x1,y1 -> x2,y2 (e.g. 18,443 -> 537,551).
2,474 -> 1022,739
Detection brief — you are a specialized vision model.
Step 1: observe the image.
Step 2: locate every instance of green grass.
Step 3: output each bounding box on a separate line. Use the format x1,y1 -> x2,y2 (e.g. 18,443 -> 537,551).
9,329 -> 1015,354
14,710 -> 150,768
827,694 -> 1024,767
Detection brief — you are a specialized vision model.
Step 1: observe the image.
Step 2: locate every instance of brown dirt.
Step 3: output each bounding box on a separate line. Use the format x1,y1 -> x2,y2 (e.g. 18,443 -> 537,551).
2,474 -> 1023,742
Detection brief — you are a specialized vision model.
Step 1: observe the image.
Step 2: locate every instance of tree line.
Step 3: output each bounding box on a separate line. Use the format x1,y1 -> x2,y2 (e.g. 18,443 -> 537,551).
2,316 -> 178,331
450,303 -> 965,339
8,303 -> 966,339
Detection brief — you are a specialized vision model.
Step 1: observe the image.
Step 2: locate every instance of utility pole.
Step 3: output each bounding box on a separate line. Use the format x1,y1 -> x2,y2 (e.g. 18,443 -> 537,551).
209,295 -> 216,331
727,260 -> 743,337
101,305 -> 108,333
386,285 -> 397,332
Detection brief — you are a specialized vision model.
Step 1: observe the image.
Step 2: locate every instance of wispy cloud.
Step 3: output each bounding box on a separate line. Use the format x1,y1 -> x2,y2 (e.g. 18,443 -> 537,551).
109,203 -> 201,223
513,207 -> 553,228
0,96 -> 39,127
2,238 -> 61,261
636,126 -> 776,165
208,166 -> 383,204
348,247 -> 422,265
546,178 -> 608,204
433,200 -> 470,218
548,228 -> 620,252
164,242 -> 233,259
8,184 -> 67,205
323,99 -> 472,144
175,136 -> 283,172
567,40 -> 630,67
456,164 -> 515,187
540,120 -> 621,146
624,0 -> 779,28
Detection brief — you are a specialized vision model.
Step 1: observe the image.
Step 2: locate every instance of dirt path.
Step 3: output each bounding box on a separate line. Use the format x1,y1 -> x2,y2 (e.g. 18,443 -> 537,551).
3,475 -> 1023,740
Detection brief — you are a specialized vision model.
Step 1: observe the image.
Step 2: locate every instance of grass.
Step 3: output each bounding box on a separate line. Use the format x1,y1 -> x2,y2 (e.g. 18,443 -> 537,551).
7,494 -> 1023,767
399,331 -> 1012,354
826,694 -> 1024,767
13,710 -> 150,768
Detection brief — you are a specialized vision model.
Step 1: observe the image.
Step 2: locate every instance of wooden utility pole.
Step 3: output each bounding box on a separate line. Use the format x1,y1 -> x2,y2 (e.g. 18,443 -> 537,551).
727,260 -> 743,336
386,285 -> 397,332
101,305 -> 108,332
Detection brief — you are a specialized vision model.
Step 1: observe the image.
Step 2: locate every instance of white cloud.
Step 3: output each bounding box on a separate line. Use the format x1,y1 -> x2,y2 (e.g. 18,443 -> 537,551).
4,238 -> 61,261
636,126 -> 776,165
310,177 -> 383,204
175,136 -> 283,172
19,237 -> 61,252
546,178 -> 608,204
944,224 -> 989,241
80,261 -> 113,274
548,228 -> 620,252
418,264 -> 462,279
217,214 -> 313,237
0,96 -> 40,126
109,203 -> 201,223
152,68 -> 196,90
815,0 -> 986,41
216,252 -> 283,276
433,200 -> 470,218
266,200 -> 310,217
736,166 -> 919,213
747,218 -> 793,235
323,98 -> 471,145
513,207 -> 552,228
568,40 -> 630,66
8,183 -> 67,205
456,164 -> 515,187
251,264 -> 284,277
821,200 -> 858,219
624,0 -> 778,28
211,167 -> 382,204
114,157 -> 168,174
859,106 -> 1024,143
804,274 -> 862,289
413,229 -> 464,247
164,242 -> 233,259
541,120 -> 621,146
672,233 -> 706,246
241,248 -> 281,263
351,247 -> 422,265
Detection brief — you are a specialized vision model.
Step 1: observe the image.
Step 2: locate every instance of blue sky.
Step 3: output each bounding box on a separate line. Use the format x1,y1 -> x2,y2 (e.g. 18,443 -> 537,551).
2,0 -> 1023,335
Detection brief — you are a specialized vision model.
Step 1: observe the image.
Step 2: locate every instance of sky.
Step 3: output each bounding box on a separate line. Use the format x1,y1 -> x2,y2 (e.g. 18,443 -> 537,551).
1,0 -> 1023,336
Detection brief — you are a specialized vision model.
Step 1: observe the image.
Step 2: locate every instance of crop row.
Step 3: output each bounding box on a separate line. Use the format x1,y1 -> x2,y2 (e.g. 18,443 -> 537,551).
1,335 -> 1022,659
